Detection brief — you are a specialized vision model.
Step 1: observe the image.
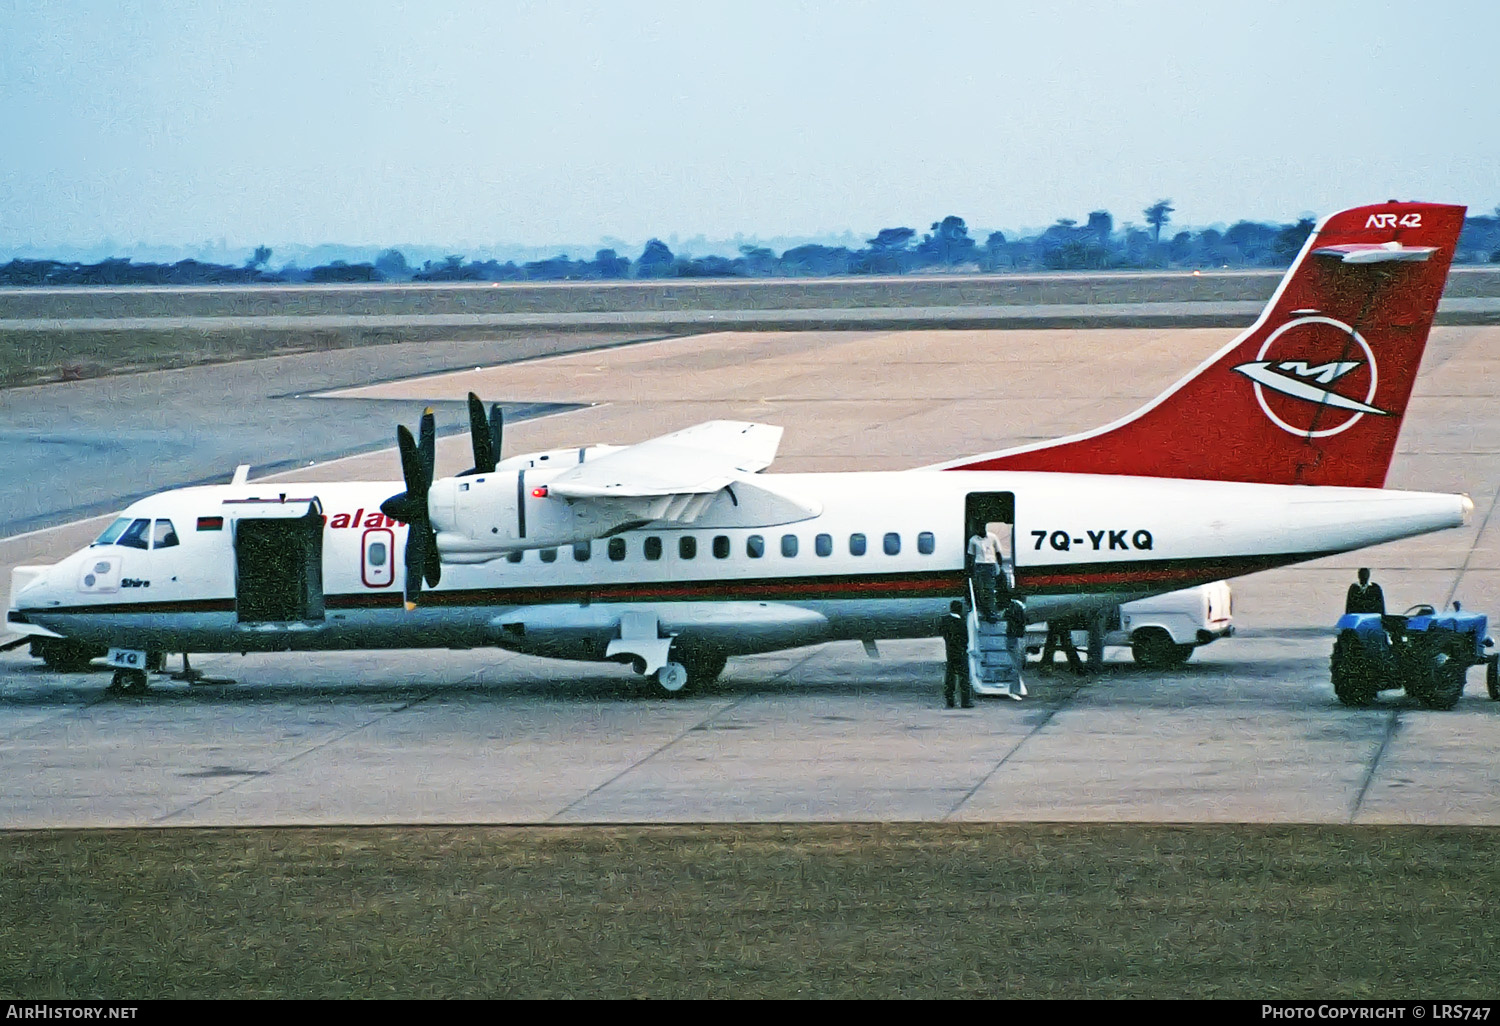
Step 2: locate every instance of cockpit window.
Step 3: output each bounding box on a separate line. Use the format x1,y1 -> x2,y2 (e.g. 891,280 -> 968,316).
116,518 -> 152,550
92,517 -> 132,546
152,519 -> 179,549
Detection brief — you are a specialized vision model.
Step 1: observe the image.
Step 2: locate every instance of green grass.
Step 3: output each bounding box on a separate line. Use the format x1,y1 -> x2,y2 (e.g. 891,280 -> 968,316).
0,325 -> 450,389
1,824 -> 1494,999
0,273 -> 1292,321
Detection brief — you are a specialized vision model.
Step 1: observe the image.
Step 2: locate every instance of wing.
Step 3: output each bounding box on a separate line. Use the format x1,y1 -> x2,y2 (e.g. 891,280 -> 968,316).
545,421 -> 783,499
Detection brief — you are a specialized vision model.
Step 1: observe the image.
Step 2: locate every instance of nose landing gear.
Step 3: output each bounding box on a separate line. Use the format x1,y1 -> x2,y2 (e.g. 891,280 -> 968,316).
107,668 -> 149,695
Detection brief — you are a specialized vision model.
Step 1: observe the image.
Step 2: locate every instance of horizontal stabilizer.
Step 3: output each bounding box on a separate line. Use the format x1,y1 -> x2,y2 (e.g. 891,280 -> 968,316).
1312,242 -> 1436,263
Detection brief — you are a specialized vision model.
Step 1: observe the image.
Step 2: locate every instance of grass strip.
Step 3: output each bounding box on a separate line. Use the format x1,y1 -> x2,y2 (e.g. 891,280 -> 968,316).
1,823 -> 1494,999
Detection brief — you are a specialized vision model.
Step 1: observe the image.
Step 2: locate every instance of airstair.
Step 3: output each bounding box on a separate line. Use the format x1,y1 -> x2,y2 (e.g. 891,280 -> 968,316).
966,577 -> 1025,700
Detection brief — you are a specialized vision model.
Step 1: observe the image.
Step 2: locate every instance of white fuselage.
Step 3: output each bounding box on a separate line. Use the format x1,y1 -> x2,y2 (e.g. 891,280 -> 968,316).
9,470 -> 1471,663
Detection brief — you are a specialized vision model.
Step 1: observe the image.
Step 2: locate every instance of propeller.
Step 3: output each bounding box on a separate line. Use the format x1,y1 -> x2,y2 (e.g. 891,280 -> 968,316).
462,392 -> 503,475
379,407 -> 441,608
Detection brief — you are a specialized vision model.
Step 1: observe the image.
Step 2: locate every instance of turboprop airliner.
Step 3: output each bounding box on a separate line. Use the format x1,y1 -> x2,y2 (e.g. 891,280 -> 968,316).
5,201 -> 1475,696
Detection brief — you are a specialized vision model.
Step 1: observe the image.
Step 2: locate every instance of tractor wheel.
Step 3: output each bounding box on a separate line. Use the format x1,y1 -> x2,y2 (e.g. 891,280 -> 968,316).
1487,657 -> 1499,701
1331,631 -> 1379,707
1130,629 -> 1192,669
1417,650 -> 1466,711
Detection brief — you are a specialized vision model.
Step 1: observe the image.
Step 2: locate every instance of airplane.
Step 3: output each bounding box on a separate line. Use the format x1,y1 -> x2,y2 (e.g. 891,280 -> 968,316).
4,200 -> 1476,697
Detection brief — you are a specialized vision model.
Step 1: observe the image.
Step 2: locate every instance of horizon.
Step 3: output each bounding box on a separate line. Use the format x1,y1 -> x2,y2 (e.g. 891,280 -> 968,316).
1,208 -> 1456,270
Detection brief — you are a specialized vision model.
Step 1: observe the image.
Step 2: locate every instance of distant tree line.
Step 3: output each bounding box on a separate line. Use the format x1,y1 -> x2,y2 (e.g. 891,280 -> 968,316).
6,203 -> 1500,286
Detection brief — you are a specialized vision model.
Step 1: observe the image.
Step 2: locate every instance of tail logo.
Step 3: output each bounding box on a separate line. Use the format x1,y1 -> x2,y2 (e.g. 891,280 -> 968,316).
1233,316 -> 1386,438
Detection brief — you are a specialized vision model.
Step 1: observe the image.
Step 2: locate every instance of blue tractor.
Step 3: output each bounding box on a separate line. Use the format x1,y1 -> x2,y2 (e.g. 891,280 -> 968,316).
1330,605 -> 1499,709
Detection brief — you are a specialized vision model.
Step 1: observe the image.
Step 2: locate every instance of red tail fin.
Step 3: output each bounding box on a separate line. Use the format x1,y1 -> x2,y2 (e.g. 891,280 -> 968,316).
942,201 -> 1466,487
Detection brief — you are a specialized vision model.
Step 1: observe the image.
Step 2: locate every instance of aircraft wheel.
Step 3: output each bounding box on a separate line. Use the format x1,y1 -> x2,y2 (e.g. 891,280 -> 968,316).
1331,631 -> 1378,707
1130,629 -> 1192,669
1417,651 -> 1466,710
1486,657 -> 1498,701
108,668 -> 149,695
654,661 -> 690,697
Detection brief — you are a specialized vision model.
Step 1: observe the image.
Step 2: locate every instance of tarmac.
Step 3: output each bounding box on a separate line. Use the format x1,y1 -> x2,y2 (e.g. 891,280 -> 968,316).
2,323 -> 1498,828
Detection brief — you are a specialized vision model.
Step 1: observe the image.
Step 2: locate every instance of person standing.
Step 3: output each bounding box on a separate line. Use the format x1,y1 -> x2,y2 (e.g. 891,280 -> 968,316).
1002,597 -> 1028,698
938,600 -> 973,708
968,532 -> 1001,622
1345,568 -> 1386,615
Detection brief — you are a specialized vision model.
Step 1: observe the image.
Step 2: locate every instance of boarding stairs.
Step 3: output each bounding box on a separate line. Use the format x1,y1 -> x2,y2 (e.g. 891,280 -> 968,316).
966,578 -> 1025,700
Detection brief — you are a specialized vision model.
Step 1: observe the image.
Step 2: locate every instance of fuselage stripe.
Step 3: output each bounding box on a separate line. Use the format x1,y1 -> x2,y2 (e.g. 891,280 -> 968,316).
23,549 -> 1327,618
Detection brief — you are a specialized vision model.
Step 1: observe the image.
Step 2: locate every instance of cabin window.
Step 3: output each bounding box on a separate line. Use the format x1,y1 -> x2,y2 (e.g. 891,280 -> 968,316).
815,533 -> 832,557
573,541 -> 591,562
92,517 -> 132,546
608,538 -> 627,562
152,519 -> 179,549
368,542 -> 387,567
781,534 -> 798,557
644,536 -> 663,561
884,532 -> 901,555
918,531 -> 935,555
679,536 -> 697,559
540,547 -> 557,563
713,535 -> 730,559
507,551 -> 524,564
747,535 -> 765,558
849,533 -> 866,556
117,518 -> 152,550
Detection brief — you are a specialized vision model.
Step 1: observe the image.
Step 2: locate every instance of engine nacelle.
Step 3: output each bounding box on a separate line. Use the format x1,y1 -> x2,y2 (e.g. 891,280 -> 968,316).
429,468 -> 679,563
427,463 -> 824,563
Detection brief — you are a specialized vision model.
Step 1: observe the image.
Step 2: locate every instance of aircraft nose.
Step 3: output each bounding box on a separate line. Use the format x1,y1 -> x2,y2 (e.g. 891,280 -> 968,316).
12,563 -> 56,604
1460,493 -> 1475,526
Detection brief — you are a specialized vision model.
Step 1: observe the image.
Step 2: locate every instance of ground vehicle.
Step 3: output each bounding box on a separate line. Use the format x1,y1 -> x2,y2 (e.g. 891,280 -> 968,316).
1027,582 -> 1234,668
1330,605 -> 1498,709
1114,581 -> 1234,667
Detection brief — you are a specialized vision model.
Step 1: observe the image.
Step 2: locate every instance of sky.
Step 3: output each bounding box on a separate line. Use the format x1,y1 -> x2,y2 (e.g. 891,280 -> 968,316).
2,0 -> 1498,257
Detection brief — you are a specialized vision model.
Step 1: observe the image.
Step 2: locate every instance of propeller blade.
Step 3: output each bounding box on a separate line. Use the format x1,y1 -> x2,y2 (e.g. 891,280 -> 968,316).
417,407 -> 435,491
396,424 -> 422,496
404,519 -> 427,605
379,492 -> 417,523
391,414 -> 440,607
467,393 -> 496,474
489,403 -> 503,465
423,523 -> 442,588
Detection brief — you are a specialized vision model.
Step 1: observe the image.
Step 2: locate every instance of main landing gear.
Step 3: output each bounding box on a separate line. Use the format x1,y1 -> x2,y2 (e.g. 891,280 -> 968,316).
607,612 -> 727,698
645,647 -> 729,698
